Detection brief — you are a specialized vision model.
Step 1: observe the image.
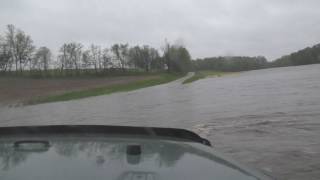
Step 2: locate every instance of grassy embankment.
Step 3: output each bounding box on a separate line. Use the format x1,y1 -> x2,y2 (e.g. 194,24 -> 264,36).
28,73 -> 183,105
183,71 -> 236,84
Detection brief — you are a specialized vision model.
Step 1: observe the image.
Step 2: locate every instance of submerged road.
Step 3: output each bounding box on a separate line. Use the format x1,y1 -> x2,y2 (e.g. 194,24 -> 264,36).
1,65 -> 320,179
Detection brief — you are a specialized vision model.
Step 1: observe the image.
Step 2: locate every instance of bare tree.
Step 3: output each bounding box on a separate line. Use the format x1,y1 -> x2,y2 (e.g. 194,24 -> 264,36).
71,43 -> 82,71
89,44 -> 102,73
161,40 -> 191,73
149,47 -> 162,71
102,48 -> 112,70
58,42 -> 83,73
0,35 -> 12,72
111,43 -> 129,71
58,43 -> 68,72
4,25 -> 35,72
15,30 -> 35,72
128,45 -> 161,72
128,46 -> 142,69
32,46 -> 51,72
162,40 -> 172,72
5,24 -> 17,71
81,50 -> 90,70
141,45 -> 160,72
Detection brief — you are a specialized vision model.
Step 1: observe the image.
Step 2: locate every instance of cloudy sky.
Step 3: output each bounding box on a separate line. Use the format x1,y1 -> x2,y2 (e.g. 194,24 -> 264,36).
1,0 -> 320,60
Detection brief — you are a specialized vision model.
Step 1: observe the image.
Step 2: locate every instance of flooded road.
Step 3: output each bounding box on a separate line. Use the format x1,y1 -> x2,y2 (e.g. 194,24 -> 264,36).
1,64 -> 320,179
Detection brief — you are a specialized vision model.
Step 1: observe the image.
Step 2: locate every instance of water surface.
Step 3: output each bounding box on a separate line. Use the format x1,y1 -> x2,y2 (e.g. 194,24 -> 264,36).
1,64 -> 320,179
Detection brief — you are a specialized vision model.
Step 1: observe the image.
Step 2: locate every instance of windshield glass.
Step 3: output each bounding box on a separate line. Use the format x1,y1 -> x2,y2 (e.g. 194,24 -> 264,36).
0,1 -> 319,180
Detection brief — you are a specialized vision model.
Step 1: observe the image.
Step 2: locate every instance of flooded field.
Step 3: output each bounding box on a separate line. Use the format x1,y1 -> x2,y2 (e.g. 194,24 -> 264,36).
1,64 -> 320,179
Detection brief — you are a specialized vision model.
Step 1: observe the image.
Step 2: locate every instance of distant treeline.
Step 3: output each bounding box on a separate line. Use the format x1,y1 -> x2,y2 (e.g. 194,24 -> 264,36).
0,24 -> 191,77
271,44 -> 320,67
193,43 -> 320,72
1,24 -> 320,77
192,56 -> 268,71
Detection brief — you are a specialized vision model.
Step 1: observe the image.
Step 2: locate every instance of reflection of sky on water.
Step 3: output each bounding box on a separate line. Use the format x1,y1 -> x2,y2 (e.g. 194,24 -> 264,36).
0,138 -> 260,180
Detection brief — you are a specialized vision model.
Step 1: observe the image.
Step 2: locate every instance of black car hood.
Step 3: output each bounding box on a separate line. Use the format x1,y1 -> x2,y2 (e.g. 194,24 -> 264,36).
0,125 -> 272,180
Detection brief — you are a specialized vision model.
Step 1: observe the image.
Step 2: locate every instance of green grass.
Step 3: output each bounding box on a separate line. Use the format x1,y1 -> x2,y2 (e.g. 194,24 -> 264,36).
182,72 -> 206,84
182,71 -> 235,84
28,73 -> 183,105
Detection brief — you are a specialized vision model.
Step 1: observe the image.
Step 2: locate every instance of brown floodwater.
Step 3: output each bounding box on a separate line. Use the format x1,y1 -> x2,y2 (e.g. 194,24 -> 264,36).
1,64 -> 320,179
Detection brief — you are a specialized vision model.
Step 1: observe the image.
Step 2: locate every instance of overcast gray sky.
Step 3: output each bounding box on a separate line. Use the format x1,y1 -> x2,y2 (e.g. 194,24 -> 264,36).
1,0 -> 320,60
